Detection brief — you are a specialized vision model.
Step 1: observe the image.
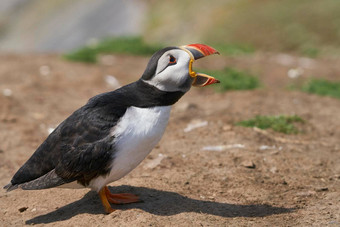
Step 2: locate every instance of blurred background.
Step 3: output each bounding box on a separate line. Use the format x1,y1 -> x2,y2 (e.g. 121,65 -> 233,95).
0,0 -> 146,52
1,0 -> 339,57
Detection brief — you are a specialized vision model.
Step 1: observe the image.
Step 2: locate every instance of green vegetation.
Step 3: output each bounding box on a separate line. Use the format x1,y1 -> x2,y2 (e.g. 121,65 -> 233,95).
302,79 -> 340,99
301,47 -> 320,58
200,67 -> 260,92
64,37 -> 162,63
146,0 -> 340,57
64,47 -> 97,63
236,115 -> 304,134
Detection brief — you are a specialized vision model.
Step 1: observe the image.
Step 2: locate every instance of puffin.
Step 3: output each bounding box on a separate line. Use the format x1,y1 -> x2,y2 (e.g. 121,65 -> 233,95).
4,44 -> 220,213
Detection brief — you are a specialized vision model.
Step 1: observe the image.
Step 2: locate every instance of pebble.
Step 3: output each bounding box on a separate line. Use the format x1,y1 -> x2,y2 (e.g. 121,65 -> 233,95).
104,75 -> 121,88
259,145 -> 276,150
240,160 -> 256,168
2,88 -> 13,97
287,68 -> 304,78
270,166 -> 277,173
184,120 -> 208,132
202,144 -> 245,151
39,65 -> 51,76
315,187 -> 328,192
18,207 -> 28,213
222,125 -> 232,131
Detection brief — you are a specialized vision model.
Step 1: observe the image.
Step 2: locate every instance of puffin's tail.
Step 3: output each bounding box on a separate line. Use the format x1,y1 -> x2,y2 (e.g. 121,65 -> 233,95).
4,170 -> 71,192
3,183 -> 18,192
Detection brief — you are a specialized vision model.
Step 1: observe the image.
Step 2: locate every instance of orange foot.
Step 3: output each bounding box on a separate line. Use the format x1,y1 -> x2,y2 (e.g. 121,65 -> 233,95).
98,186 -> 141,214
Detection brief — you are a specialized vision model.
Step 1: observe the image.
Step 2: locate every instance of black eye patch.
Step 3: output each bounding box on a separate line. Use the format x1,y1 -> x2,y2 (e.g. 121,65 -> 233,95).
169,55 -> 177,65
142,46 -> 179,80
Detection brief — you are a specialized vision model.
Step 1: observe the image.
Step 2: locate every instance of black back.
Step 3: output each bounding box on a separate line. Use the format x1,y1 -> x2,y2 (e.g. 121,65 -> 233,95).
9,80 -> 185,187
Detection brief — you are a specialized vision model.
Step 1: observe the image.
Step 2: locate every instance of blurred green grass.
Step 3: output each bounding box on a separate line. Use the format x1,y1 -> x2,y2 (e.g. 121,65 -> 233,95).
64,0 -> 340,61
236,115 -> 304,134
302,79 -> 340,99
64,37 -> 162,63
199,67 -> 260,92
145,0 -> 340,57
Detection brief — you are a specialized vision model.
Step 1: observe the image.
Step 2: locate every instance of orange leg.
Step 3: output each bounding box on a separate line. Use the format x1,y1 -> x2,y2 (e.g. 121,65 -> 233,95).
98,186 -> 141,214
98,187 -> 115,213
104,186 -> 140,204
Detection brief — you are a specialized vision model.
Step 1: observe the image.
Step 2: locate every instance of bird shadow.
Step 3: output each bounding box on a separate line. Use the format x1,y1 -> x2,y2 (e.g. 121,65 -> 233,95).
26,185 -> 294,224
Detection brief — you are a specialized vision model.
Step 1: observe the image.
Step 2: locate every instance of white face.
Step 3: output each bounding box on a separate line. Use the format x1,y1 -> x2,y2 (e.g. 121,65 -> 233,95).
143,49 -> 193,92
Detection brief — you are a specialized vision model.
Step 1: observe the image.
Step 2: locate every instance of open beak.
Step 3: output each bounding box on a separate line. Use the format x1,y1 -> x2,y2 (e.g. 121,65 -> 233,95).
180,44 -> 220,87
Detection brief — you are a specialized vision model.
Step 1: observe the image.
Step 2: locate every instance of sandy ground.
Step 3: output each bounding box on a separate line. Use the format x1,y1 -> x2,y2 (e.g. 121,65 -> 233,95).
0,53 -> 339,226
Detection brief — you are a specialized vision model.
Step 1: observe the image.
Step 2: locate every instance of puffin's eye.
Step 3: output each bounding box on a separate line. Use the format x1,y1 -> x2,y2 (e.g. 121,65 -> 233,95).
169,55 -> 177,65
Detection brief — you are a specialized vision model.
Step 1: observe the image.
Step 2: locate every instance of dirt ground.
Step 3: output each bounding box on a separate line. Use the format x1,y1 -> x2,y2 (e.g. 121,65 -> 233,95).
0,53 -> 339,226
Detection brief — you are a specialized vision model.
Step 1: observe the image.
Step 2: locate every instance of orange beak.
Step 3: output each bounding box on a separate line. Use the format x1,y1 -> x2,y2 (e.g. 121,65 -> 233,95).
180,44 -> 220,87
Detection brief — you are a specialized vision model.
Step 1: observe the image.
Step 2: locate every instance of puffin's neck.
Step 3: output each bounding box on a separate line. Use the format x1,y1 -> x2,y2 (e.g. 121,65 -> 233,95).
86,80 -> 186,110
125,80 -> 185,107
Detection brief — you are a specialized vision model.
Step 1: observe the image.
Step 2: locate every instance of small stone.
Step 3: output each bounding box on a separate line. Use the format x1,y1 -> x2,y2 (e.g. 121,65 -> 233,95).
39,65 -> 51,76
104,75 -> 121,88
270,167 -> 277,173
2,88 -> 13,97
202,144 -> 245,152
259,145 -> 276,150
315,187 -> 328,192
18,207 -> 28,213
184,120 -> 208,132
241,160 -> 255,168
287,68 -> 304,78
222,125 -> 232,131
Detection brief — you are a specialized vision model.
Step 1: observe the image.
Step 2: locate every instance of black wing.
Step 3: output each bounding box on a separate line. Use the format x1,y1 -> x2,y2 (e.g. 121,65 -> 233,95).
5,91 -> 127,190
4,80 -> 185,191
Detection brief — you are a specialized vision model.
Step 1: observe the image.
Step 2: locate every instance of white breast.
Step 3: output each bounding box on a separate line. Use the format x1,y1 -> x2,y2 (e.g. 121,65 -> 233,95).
89,106 -> 171,191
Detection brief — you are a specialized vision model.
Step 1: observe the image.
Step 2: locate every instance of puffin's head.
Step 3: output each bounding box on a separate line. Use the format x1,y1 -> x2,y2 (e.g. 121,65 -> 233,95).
142,44 -> 220,92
